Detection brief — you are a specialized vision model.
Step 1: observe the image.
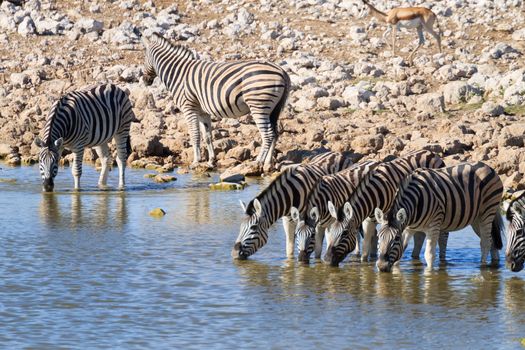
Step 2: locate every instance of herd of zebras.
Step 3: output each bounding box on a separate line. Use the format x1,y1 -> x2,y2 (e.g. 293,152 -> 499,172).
233,150 -> 525,274
32,32 -> 523,274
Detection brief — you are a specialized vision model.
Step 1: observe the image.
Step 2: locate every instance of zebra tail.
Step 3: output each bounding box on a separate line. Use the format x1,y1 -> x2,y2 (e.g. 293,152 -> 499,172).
126,135 -> 132,157
491,211 -> 504,250
269,72 -> 291,140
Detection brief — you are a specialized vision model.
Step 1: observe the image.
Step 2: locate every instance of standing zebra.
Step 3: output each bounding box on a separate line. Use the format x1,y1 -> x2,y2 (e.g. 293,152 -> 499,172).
375,162 -> 504,272
231,152 -> 353,259
34,84 -> 135,192
291,160 -> 380,263
505,191 -> 525,272
324,149 -> 446,266
142,33 -> 291,171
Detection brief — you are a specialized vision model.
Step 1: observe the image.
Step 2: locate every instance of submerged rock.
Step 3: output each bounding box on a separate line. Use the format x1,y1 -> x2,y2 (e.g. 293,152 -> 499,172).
209,182 -> 246,191
149,208 -> 166,217
153,174 -> 176,183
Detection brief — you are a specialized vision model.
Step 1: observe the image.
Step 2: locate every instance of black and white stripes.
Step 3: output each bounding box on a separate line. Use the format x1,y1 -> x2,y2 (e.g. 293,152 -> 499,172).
324,150 -> 445,266
231,152 -> 353,259
291,160 -> 379,262
34,84 -> 135,191
505,192 -> 525,272
375,162 -> 504,272
142,33 -> 291,170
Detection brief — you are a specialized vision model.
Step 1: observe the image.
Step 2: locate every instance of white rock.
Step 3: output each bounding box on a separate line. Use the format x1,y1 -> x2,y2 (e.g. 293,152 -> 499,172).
17,16 -> 35,36
441,81 -> 482,104
512,28 -> 525,41
10,72 -> 30,87
75,18 -> 103,33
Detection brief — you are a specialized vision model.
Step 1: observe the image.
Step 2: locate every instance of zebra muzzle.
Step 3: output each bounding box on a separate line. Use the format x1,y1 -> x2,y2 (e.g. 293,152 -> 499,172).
231,242 -> 247,260
506,256 -> 524,272
297,250 -> 310,263
42,179 -> 54,192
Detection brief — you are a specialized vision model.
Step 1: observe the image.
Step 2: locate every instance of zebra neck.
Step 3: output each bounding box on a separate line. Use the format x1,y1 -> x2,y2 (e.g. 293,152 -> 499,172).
43,103 -> 74,147
153,48 -> 195,92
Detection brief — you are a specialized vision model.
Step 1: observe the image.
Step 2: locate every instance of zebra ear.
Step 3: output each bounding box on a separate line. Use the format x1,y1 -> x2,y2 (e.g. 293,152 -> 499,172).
511,202 -> 525,219
375,208 -> 385,224
396,208 -> 407,225
54,137 -> 63,149
328,201 -> 338,220
253,198 -> 263,217
290,207 -> 301,222
310,207 -> 320,224
34,136 -> 44,148
239,200 -> 247,213
343,202 -> 354,220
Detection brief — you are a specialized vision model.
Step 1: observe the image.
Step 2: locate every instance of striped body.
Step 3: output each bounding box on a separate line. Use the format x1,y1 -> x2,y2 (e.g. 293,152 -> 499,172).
293,160 -> 380,262
505,192 -> 525,272
376,162 -> 504,272
142,33 -> 290,170
232,152 -> 353,259
324,150 -> 445,266
35,84 -> 135,191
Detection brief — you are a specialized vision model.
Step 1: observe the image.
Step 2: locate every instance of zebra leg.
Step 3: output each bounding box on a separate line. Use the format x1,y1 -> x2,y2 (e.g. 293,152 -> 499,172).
411,231 -> 425,259
72,149 -> 84,190
114,133 -> 129,189
361,218 -> 376,262
370,229 -> 378,259
438,231 -> 449,261
183,109 -> 202,168
314,225 -> 326,259
94,143 -> 110,188
424,230 -> 440,271
252,113 -> 276,172
282,215 -> 297,258
199,114 -> 215,168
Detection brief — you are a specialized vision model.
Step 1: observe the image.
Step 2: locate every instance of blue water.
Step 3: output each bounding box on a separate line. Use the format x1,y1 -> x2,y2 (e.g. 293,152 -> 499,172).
0,164 -> 523,349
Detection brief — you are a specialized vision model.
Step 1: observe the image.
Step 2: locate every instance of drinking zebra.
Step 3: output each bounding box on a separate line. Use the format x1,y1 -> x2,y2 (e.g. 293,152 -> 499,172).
34,84 -> 135,192
375,162 -> 504,272
141,33 -> 291,171
290,160 -> 380,263
324,149 -> 446,266
231,152 -> 353,260
505,191 -> 525,272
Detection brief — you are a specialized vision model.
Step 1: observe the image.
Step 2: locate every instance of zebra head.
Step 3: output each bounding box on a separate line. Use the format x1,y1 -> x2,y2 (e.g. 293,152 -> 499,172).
324,201 -> 358,266
232,199 -> 269,260
141,35 -> 157,86
506,199 -> 525,272
34,136 -> 63,192
292,206 -> 319,263
376,207 -> 406,272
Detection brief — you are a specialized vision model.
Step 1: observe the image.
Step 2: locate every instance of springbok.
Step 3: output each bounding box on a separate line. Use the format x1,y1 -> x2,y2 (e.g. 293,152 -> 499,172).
360,0 -> 442,64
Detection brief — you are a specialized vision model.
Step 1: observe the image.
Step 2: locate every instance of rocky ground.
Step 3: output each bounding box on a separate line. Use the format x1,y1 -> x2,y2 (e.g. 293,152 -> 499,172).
0,0 -> 525,188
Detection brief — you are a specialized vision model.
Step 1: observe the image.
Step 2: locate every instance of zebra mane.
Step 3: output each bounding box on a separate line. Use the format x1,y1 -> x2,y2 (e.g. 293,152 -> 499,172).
150,32 -> 197,60
507,191 -> 525,220
246,164 -> 301,215
43,96 -> 69,147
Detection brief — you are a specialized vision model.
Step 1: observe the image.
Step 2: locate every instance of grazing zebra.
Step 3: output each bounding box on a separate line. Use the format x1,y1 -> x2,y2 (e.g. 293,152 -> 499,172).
34,84 -> 135,192
505,191 -> 525,272
142,33 -> 291,171
231,152 -> 353,260
324,149 -> 446,266
290,160 -> 380,263
375,162 -> 504,272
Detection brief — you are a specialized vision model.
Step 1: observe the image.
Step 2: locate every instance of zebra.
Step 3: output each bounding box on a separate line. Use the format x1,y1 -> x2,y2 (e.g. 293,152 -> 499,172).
375,162 -> 504,272
34,84 -> 135,192
231,152 -> 353,260
290,160 -> 380,263
324,149 -> 446,266
142,33 -> 291,171
505,191 -> 525,272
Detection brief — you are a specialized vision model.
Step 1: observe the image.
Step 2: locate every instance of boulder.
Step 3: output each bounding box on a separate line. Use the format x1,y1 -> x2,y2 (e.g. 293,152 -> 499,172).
441,81 -> 481,104
149,208 -> 166,217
